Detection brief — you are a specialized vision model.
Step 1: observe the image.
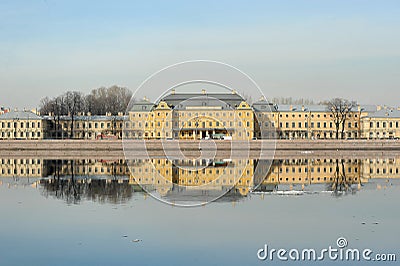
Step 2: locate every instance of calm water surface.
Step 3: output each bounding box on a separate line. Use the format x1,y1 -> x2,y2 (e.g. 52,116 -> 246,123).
0,157 -> 399,265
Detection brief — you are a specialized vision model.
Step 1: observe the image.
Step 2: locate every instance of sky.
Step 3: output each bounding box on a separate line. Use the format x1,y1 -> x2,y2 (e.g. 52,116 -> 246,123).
0,0 -> 400,109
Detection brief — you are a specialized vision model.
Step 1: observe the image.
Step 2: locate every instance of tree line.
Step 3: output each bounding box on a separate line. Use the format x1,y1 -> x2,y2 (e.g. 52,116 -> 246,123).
39,85 -> 133,116
38,86 -> 133,138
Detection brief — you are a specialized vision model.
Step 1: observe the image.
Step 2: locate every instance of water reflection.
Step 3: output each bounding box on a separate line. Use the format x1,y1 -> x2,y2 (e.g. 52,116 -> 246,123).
0,157 -> 398,204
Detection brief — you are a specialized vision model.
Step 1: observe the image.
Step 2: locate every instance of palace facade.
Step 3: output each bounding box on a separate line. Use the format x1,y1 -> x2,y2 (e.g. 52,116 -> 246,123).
127,90 -> 254,140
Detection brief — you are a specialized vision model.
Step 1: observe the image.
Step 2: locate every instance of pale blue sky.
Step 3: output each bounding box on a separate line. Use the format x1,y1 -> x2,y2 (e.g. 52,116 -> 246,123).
1,0 -> 400,108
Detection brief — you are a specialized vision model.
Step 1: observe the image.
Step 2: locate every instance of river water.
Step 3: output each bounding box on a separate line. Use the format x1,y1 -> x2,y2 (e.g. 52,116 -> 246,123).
0,157 -> 398,265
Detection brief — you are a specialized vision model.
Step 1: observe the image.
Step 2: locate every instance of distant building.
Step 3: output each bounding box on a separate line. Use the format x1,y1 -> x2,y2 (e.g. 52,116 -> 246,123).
42,112 -> 127,139
360,107 -> 400,139
0,110 -> 44,139
253,98 -> 368,139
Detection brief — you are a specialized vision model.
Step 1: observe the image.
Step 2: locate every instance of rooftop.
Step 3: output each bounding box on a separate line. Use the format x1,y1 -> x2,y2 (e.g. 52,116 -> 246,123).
366,109 -> 400,118
159,92 -> 246,109
0,110 -> 42,120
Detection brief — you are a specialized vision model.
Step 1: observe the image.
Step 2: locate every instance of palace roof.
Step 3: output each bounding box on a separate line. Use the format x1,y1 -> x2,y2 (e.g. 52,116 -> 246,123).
0,110 -> 42,120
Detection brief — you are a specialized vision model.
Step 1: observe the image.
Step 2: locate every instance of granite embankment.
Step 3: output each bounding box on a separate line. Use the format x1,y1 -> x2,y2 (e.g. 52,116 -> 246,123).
1,139 -> 400,159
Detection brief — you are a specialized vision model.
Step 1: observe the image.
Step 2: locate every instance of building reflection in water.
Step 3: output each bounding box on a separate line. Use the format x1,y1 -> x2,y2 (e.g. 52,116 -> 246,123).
0,157 -> 399,204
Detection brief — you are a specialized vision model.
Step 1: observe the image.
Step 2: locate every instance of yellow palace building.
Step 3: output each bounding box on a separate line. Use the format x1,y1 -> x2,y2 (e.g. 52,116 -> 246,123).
127,89 -> 255,140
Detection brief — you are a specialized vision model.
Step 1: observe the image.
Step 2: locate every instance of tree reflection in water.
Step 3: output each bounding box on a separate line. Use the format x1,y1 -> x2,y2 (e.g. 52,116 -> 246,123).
39,160 -> 134,204
330,159 -> 359,196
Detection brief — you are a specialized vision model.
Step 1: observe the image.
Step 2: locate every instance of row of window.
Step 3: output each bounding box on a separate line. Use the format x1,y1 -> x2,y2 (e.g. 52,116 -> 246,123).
275,121 -> 358,129
0,121 -> 41,128
0,168 -> 41,175
273,176 -> 358,182
369,121 -> 399,128
369,168 -> 400,174
55,122 -> 122,129
277,113 -> 357,118
0,159 -> 41,164
0,131 -> 41,138
278,167 -> 358,174
131,111 -> 251,118
129,120 -> 252,129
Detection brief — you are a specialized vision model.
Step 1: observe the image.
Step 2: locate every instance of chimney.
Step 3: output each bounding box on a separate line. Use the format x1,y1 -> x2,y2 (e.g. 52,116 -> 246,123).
301,105 -> 305,111
377,105 -> 382,111
171,89 -> 176,95
201,89 -> 206,95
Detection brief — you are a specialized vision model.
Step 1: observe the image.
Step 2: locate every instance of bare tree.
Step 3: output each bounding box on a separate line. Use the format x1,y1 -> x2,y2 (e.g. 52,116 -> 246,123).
327,98 -> 357,139
64,91 -> 85,138
85,86 -> 132,115
38,86 -> 133,138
